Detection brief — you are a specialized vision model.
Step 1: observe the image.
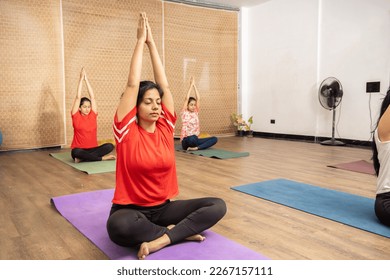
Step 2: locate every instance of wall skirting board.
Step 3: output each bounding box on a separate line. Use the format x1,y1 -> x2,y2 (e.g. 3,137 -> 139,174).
174,132 -> 372,149
253,132 -> 372,149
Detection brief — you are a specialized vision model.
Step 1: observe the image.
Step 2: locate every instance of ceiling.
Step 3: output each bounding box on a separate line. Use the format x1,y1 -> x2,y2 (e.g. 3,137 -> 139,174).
176,0 -> 271,9
207,0 -> 270,8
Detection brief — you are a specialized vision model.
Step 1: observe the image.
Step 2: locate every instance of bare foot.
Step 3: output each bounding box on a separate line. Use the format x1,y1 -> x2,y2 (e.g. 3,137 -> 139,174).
167,225 -> 205,242
137,234 -> 171,260
186,233 -> 205,242
102,154 -> 116,161
138,242 -> 150,260
74,158 -> 81,163
187,147 -> 198,151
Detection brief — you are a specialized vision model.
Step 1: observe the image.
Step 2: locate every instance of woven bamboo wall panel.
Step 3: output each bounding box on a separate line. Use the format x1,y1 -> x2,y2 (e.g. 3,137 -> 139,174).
0,0 -> 64,150
62,0 -> 162,147
0,0 -> 238,150
164,2 -> 238,137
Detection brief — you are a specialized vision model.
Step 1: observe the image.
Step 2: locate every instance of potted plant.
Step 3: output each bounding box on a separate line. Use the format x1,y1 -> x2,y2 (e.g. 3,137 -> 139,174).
246,116 -> 254,137
230,113 -> 253,137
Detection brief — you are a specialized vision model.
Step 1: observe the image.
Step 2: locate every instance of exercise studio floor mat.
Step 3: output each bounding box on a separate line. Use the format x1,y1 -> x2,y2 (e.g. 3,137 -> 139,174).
231,178 -> 390,238
327,160 -> 375,175
175,145 -> 249,159
51,189 -> 268,260
50,152 -> 115,174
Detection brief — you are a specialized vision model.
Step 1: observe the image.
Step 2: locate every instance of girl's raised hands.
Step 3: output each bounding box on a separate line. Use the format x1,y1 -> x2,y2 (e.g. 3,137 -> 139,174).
80,67 -> 86,80
137,12 -> 147,42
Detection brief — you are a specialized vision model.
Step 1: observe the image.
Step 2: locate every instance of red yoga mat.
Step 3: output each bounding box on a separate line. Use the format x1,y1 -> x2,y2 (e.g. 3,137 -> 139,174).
327,160 -> 375,175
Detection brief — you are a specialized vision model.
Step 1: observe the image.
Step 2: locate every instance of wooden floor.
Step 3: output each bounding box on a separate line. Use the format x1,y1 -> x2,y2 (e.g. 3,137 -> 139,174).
1,136 -> 389,260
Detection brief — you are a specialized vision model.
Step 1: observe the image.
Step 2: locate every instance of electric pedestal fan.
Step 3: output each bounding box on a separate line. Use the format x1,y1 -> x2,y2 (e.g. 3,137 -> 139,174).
318,77 -> 345,146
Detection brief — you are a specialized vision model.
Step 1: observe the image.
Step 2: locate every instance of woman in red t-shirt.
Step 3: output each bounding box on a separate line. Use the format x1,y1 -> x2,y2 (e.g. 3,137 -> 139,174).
70,68 -> 115,162
106,13 -> 226,260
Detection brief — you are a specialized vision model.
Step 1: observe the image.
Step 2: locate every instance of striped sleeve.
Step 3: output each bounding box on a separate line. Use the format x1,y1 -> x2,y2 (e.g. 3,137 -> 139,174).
113,107 -> 137,144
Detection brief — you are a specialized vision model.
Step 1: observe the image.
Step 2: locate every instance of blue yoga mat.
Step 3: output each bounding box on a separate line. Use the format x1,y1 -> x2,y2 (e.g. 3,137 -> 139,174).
231,178 -> 390,238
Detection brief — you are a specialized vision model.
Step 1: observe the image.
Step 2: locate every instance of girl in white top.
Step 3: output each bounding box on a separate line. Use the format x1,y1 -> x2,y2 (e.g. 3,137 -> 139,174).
372,87 -> 390,226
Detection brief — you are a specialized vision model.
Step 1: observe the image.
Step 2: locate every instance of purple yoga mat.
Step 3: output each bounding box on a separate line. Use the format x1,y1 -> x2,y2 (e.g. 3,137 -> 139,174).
51,189 -> 268,260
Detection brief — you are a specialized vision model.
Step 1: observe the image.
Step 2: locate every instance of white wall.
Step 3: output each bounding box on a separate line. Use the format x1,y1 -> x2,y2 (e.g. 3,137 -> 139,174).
241,0 -> 390,141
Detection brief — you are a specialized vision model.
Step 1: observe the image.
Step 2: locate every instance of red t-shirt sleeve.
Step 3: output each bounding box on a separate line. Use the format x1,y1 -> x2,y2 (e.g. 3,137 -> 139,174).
113,107 -> 137,145
158,103 -> 177,134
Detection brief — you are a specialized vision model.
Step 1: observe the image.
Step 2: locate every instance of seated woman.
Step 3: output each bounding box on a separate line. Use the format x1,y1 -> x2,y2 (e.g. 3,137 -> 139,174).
70,67 -> 115,163
106,13 -> 226,260
180,76 -> 218,151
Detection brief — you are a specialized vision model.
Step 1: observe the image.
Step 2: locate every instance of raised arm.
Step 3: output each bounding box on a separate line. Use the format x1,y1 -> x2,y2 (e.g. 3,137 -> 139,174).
378,90 -> 390,141
192,77 -> 200,110
83,70 -> 97,113
145,17 -> 174,115
71,68 -> 85,115
182,77 -> 194,110
116,13 -> 147,121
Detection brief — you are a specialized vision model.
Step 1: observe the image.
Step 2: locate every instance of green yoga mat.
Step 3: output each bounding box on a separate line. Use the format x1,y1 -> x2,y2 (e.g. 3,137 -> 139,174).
175,145 -> 249,159
50,152 -> 116,174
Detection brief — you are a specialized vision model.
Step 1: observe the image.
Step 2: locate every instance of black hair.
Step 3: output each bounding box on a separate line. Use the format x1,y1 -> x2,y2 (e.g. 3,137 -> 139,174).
137,81 -> 164,106
188,97 -> 197,105
372,87 -> 390,176
79,97 -> 91,107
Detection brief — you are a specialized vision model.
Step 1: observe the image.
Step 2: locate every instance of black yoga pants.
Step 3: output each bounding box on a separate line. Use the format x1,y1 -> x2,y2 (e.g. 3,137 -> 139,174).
375,192 -> 390,226
106,197 -> 227,247
71,143 -> 114,162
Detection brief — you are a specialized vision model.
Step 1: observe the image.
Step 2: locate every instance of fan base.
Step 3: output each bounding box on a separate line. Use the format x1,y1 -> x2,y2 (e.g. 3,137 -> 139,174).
320,139 -> 346,146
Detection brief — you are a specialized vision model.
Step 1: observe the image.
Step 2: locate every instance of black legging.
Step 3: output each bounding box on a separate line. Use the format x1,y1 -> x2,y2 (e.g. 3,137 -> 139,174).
375,192 -> 390,226
71,143 -> 114,162
106,197 -> 227,247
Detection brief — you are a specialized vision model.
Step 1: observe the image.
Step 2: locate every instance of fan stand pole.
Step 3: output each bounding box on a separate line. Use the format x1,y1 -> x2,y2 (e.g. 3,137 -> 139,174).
320,107 -> 345,146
